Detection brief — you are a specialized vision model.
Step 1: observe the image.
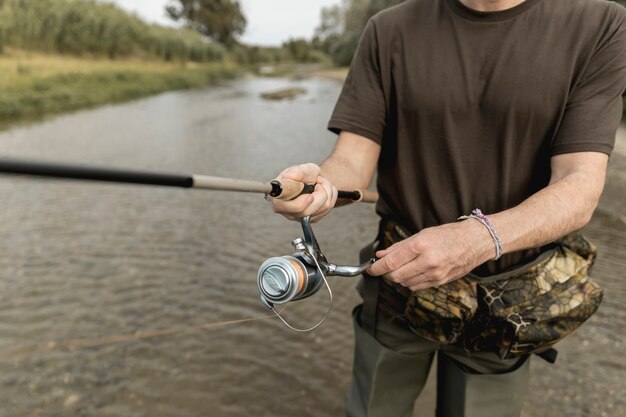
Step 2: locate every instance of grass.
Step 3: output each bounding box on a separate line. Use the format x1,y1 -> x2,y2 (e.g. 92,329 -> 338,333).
0,49 -> 240,128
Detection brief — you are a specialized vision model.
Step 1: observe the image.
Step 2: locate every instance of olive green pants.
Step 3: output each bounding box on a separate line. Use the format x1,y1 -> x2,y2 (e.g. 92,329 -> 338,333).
346,305 -> 530,417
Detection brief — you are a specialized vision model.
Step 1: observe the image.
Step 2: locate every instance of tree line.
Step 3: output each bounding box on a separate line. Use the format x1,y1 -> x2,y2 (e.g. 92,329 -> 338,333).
0,0 -> 329,65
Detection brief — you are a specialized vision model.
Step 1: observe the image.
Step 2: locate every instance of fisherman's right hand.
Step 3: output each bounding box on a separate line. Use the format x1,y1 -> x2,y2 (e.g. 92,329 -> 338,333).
271,163 -> 338,222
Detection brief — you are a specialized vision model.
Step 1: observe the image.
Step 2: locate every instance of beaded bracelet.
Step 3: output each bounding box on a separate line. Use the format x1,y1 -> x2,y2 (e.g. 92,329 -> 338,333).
458,208 -> 503,261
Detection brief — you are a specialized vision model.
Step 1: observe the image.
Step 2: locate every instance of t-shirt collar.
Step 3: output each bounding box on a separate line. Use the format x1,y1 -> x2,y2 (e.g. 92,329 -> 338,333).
445,0 -> 542,22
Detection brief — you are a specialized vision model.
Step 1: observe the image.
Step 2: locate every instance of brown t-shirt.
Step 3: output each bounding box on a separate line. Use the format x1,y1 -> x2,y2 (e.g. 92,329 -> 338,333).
328,0 -> 626,274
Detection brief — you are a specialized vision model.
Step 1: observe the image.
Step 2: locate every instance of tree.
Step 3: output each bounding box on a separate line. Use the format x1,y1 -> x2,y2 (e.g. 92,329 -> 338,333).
283,38 -> 311,62
366,0 -> 406,20
314,0 -> 405,66
165,0 -> 246,46
313,4 -> 343,52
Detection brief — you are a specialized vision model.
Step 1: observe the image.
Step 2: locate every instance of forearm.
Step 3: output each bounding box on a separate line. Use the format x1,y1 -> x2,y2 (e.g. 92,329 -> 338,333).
320,131 -> 380,196
479,163 -> 606,261
320,152 -> 371,191
368,157 -> 607,289
368,152 -> 609,290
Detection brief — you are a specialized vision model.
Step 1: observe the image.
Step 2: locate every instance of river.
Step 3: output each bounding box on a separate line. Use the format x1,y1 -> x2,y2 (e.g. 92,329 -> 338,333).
0,77 -> 624,417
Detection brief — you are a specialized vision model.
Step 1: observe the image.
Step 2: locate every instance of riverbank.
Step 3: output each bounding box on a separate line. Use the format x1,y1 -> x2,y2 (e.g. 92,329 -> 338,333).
0,49 -> 240,129
312,67 -> 349,83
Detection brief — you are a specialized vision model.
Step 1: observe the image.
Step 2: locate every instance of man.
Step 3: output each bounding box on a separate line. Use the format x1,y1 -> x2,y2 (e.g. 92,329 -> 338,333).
272,0 -> 626,415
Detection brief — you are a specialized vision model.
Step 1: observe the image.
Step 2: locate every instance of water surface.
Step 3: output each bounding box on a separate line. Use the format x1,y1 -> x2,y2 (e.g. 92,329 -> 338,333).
0,78 -> 624,417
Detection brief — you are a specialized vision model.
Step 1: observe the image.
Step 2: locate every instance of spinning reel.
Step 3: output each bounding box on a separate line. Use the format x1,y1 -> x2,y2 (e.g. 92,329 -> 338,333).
257,216 -> 376,332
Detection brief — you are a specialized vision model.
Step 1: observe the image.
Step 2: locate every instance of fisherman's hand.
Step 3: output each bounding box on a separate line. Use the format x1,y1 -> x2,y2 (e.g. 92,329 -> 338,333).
271,163 -> 338,222
367,220 -> 493,291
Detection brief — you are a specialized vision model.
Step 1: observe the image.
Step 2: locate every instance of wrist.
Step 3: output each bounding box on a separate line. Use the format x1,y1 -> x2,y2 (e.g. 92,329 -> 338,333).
459,208 -> 504,262
462,218 -> 499,264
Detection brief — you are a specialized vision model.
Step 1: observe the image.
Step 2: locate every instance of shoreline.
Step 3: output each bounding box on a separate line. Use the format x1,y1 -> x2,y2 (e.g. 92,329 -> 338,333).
311,67 -> 349,83
0,49 -> 241,131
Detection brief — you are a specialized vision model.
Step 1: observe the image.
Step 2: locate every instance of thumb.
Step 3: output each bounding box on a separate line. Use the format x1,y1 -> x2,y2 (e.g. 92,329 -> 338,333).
278,163 -> 320,185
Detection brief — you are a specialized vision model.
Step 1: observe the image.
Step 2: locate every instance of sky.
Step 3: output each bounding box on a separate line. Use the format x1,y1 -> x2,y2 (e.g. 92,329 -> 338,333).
106,0 -> 340,46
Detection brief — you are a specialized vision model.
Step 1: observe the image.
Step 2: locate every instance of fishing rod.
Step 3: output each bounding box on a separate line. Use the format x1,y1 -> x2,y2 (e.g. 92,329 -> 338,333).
0,159 -> 379,203
0,158 -> 378,332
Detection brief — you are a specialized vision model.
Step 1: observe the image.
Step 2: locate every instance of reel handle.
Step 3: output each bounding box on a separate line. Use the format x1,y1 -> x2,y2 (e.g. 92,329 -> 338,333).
270,179 -> 379,203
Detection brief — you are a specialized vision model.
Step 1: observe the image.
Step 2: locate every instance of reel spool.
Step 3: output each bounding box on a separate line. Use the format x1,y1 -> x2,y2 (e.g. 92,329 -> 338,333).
257,216 -> 376,332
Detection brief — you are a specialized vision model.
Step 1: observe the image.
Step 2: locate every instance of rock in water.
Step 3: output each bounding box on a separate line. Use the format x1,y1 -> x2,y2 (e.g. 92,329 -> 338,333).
260,88 -> 306,101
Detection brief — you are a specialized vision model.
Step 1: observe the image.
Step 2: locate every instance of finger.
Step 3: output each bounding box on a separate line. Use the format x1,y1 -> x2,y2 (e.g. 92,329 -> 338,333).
408,280 -> 441,292
310,203 -> 333,222
384,259 -> 424,284
311,208 -> 331,223
317,176 -> 337,209
368,244 -> 417,277
330,181 -> 339,206
301,183 -> 330,217
402,274 -> 430,289
312,180 -> 338,222
407,273 -> 452,291
272,193 -> 314,215
310,186 -> 335,222
278,163 -> 320,185
376,240 -> 407,258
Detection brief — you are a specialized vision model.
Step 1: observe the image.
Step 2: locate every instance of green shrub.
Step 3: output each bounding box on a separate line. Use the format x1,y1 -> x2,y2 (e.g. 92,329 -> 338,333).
0,0 -> 227,62
304,49 -> 332,65
0,64 -> 239,124
329,33 -> 360,67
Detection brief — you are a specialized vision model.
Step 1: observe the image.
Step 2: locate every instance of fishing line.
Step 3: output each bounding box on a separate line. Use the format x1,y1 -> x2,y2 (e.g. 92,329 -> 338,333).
0,310 -> 285,358
270,248 -> 334,332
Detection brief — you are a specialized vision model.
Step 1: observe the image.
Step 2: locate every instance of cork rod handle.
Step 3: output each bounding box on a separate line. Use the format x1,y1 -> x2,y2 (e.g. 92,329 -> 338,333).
358,190 -> 379,203
271,178 -> 378,203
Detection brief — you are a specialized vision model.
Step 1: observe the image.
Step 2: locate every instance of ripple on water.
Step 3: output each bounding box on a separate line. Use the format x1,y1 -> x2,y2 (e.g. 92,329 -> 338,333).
0,82 -> 624,417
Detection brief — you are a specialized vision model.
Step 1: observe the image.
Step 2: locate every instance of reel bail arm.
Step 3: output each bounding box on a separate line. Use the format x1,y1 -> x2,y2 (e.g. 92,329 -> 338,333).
299,216 -> 375,277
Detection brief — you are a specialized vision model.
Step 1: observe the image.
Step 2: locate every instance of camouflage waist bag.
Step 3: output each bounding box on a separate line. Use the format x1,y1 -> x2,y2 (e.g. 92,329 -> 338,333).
378,219 -> 604,360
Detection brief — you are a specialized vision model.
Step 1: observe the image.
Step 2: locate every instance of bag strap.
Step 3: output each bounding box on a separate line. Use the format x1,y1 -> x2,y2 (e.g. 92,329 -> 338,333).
535,348 -> 558,364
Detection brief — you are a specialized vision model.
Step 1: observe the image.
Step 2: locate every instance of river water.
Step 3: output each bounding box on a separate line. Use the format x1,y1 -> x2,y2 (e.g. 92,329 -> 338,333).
0,77 -> 623,417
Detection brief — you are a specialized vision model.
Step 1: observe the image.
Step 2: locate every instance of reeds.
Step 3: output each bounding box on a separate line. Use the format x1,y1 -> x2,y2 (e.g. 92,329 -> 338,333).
0,56 -> 239,125
0,0 -> 226,62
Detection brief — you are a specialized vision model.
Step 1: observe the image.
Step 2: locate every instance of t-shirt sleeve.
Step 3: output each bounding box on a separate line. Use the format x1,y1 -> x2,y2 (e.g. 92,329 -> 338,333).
551,6 -> 626,156
327,19 -> 387,145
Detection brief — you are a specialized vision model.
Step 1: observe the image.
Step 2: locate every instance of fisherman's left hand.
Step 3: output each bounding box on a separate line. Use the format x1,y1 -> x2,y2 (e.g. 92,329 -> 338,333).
367,220 -> 494,291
